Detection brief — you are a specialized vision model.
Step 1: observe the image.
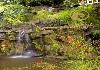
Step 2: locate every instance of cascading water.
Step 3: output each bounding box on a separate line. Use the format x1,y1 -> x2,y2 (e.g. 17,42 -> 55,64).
10,28 -> 38,58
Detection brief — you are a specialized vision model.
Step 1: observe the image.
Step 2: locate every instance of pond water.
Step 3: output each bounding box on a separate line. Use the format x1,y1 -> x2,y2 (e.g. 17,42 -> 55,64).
0,57 -> 36,70
0,57 -> 62,70
0,56 -> 100,70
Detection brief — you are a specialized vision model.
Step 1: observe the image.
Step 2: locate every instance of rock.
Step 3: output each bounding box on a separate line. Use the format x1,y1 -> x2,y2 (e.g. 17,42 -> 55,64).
40,30 -> 53,35
57,48 -> 65,56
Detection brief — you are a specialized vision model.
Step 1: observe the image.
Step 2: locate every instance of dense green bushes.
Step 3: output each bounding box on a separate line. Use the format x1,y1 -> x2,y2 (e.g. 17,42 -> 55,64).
0,1 -> 96,27
1,0 -> 80,7
61,59 -> 100,70
0,4 -> 33,26
2,0 -> 65,6
32,5 -> 94,27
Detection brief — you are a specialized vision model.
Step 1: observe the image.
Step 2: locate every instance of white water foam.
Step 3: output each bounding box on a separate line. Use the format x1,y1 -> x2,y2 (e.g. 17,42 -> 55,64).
9,55 -> 31,58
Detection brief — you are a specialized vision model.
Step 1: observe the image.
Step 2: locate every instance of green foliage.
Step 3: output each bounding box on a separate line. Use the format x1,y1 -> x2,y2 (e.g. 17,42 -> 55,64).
63,0 -> 78,6
61,59 -> 100,70
33,9 -> 51,20
4,0 -> 64,6
33,5 -> 94,26
50,40 -> 61,55
63,36 -> 95,59
0,4 -> 32,26
59,5 -> 93,21
92,29 -> 100,36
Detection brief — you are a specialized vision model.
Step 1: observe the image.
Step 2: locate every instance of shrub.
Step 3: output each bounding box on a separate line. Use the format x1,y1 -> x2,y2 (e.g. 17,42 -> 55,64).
61,59 -> 100,70
0,4 -> 32,26
62,36 -> 96,59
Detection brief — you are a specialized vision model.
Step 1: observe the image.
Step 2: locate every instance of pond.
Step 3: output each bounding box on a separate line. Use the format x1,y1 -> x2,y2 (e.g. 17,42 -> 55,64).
0,56 -> 100,70
0,57 -> 37,70
0,56 -> 64,70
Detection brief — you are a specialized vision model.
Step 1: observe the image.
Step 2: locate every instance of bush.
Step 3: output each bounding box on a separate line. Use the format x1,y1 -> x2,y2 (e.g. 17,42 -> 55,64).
33,5 -> 94,26
61,59 -> 100,70
0,4 -> 32,26
7,0 -> 65,6
62,36 -> 96,59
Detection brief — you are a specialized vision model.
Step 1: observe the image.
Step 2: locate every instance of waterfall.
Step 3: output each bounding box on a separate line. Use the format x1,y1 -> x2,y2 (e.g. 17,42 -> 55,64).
9,28 -> 38,58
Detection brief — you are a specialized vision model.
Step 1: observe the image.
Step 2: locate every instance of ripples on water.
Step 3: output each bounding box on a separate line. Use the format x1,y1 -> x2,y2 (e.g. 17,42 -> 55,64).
0,57 -> 40,70
0,56 -> 64,70
0,57 -> 57,70
0,63 -> 34,70
1,66 -> 32,70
